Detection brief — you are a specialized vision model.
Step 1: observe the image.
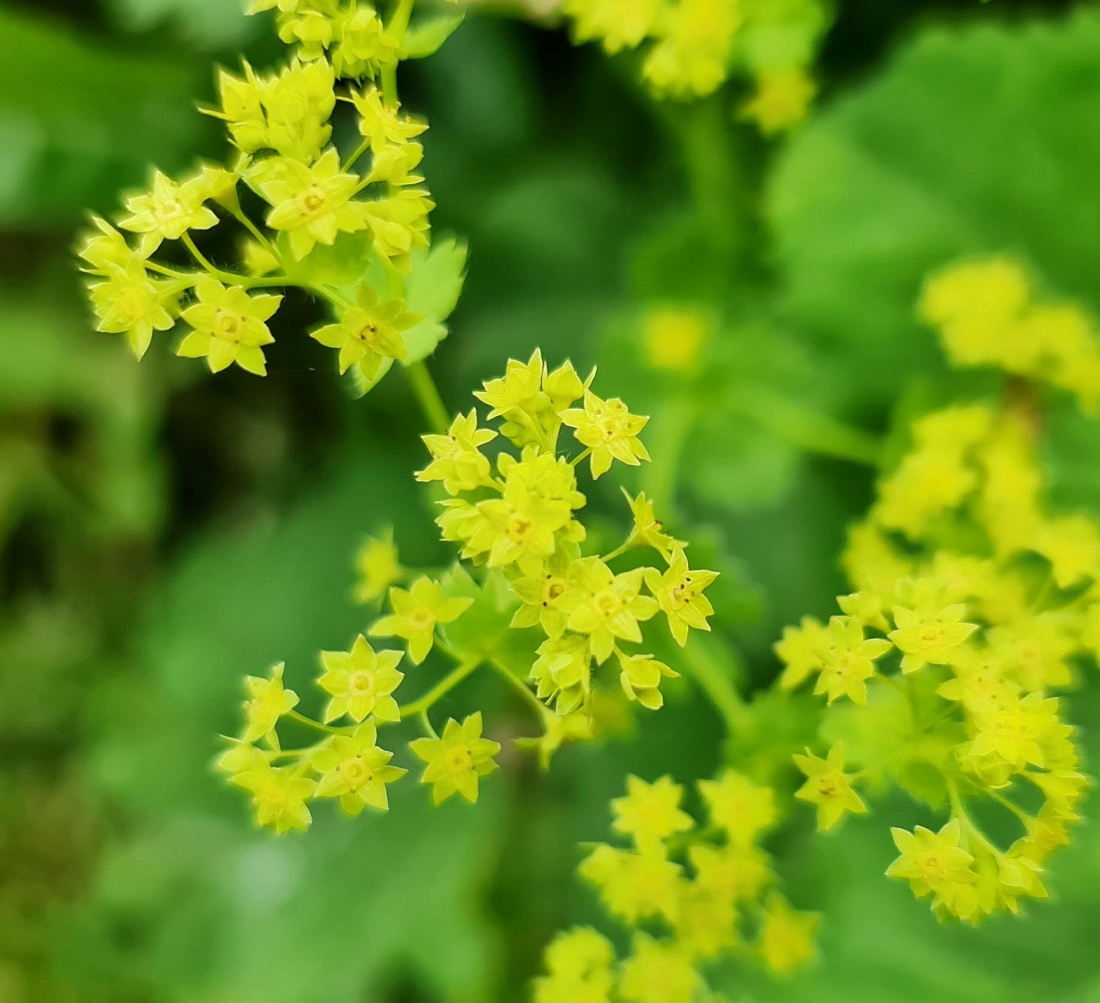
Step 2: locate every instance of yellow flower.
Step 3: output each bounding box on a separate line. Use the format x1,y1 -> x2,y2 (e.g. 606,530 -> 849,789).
257,149 -> 368,260
241,661 -> 298,743
332,6 -> 403,78
561,390 -> 651,479
88,261 -> 178,359
509,549 -> 576,639
622,490 -> 686,559
757,893 -> 818,975
641,0 -> 741,98
533,927 -> 615,1003
740,70 -> 818,135
236,763 -> 316,834
118,169 -> 219,251
969,692 -> 1060,770
579,844 -> 683,924
1033,515 -> 1100,589
417,410 -> 498,495
837,590 -> 890,632
689,843 -> 772,904
351,85 -> 428,154
215,740 -> 272,783
562,0 -> 660,54
814,615 -> 892,704
362,189 -> 435,271
671,883 -> 737,959
642,306 -> 712,374
698,770 -> 776,847
531,633 -> 592,713
886,819 -> 976,903
775,615 -> 828,689
312,721 -> 406,816
177,278 -> 282,375
310,283 -> 418,377
353,527 -> 403,604
618,934 -> 701,1003
611,775 -> 694,851
644,547 -> 718,647
370,575 -> 473,664
888,602 -> 977,674
987,614 -> 1075,691
409,712 -> 501,804
78,216 -> 144,274
793,744 -> 867,831
317,634 -> 404,723
617,652 -> 678,710
474,349 -> 585,447
559,558 -> 659,663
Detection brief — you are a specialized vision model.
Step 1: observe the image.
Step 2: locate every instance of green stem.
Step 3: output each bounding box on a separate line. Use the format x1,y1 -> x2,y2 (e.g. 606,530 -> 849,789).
680,635 -> 749,736
406,360 -> 451,435
228,205 -> 281,261
641,395 -> 698,520
344,137 -> 372,173
400,657 -> 481,718
285,710 -> 350,736
490,658 -> 550,722
735,387 -> 882,467
181,233 -> 288,289
381,0 -> 415,108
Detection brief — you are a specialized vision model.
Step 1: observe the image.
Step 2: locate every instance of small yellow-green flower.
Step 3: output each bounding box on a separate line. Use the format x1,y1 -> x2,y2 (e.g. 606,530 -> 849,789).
644,547 -> 718,647
757,893 -> 819,975
579,844 -> 683,925
793,744 -> 867,831
409,712 -> 501,804
257,149 -> 368,260
815,615 -> 892,704
236,763 -> 316,834
617,652 -> 677,710
889,603 -> 977,674
618,933 -> 700,1003
88,261 -> 179,359
622,490 -> 685,559
559,558 -> 658,663
312,721 -> 407,816
611,775 -> 694,851
886,819 -> 976,902
740,69 -> 818,136
118,169 -> 219,251
351,85 -> 427,154
775,615 -> 829,689
241,661 -> 298,743
318,634 -> 404,723
310,283 -> 418,378
510,549 -> 576,639
699,770 -> 776,847
532,926 -> 615,1003
353,527 -> 403,604
177,277 -> 282,375
78,217 -> 144,274
417,410 -> 498,495
370,575 -> 473,664
561,390 -> 650,479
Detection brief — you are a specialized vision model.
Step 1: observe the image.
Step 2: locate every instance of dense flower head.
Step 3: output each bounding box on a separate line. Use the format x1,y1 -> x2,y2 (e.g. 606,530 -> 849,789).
549,769 -> 816,998
774,260 -> 1094,922
560,0 -> 831,131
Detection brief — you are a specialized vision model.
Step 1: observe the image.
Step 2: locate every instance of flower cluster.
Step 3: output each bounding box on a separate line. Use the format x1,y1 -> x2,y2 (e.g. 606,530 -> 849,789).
217,356 -> 719,831
775,267 -> 1096,921
560,0 -> 830,132
78,0 -> 463,392
533,773 -> 817,1002
920,255 -> 1100,412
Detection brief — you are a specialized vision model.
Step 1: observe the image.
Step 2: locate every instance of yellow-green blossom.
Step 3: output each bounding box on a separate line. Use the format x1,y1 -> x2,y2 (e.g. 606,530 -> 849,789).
579,844 -> 683,924
814,615 -> 892,704
241,661 -> 298,742
559,558 -> 658,663
88,261 -> 178,359
617,652 -> 678,710
699,770 -> 776,847
618,934 -> 700,1003
561,390 -> 651,479
312,721 -> 406,816
236,763 -> 316,834
623,490 -> 686,559
370,575 -> 473,664
353,527 -> 403,604
793,744 -> 867,831
886,819 -> 976,905
740,70 -> 817,135
889,602 -> 977,674
757,894 -> 819,975
611,775 -> 694,851
409,712 -> 501,804
417,410 -> 498,494
257,149 -> 368,260
532,927 -> 615,1003
177,278 -> 282,375
351,85 -> 427,153
317,634 -> 404,723
119,169 -> 219,251
644,547 -> 718,646
310,283 -> 418,377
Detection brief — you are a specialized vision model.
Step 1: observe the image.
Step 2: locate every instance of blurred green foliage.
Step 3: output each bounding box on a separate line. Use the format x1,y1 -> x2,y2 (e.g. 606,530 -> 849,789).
3,0 -> 1100,1001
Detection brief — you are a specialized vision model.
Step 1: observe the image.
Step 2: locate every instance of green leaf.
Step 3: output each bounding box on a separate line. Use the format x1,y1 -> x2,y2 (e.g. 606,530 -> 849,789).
769,8 -> 1100,409
404,12 -> 466,60
402,236 -> 469,363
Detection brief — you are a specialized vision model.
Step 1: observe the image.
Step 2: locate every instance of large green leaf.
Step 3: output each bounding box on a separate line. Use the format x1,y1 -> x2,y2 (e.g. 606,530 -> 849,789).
770,7 -> 1100,409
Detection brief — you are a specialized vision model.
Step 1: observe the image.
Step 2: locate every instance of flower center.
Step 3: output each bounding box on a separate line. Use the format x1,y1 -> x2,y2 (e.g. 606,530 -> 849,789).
214,309 -> 243,341
301,188 -> 327,216
444,745 -> 473,775
349,671 -> 375,697
342,756 -> 372,789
